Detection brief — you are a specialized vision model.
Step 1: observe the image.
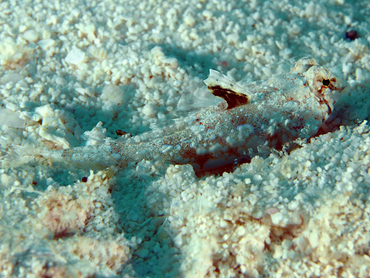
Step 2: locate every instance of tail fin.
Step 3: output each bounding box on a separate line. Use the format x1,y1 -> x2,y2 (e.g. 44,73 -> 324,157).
0,137 -> 45,168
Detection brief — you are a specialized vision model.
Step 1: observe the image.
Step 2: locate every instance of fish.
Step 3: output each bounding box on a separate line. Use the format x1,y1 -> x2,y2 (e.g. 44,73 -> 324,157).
4,57 -> 345,175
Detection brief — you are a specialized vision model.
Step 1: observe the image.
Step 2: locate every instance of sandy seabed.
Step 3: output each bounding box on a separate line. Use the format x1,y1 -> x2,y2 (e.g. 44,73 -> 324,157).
0,0 -> 370,277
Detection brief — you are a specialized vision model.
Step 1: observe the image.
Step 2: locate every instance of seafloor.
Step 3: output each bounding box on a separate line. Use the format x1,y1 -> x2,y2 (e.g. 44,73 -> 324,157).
0,0 -> 370,277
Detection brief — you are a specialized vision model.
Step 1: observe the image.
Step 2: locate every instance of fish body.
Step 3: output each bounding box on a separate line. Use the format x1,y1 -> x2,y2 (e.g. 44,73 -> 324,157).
16,58 -> 345,172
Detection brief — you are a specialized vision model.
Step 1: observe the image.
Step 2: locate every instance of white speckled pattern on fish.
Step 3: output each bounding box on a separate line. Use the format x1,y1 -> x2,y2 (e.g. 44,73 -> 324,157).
5,58 -> 345,173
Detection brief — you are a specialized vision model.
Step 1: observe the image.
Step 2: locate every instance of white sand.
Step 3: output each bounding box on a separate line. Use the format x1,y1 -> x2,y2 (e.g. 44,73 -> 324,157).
0,0 -> 370,277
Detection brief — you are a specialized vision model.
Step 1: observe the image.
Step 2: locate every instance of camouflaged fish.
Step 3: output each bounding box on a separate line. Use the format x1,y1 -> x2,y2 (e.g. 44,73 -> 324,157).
14,57 -> 345,173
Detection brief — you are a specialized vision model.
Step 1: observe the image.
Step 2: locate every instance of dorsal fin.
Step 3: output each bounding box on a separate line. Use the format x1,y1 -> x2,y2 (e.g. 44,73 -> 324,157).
203,69 -> 249,109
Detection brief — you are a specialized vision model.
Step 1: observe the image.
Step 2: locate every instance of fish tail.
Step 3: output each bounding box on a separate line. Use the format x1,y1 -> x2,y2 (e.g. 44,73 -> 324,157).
0,140 -> 40,168
0,138 -> 125,169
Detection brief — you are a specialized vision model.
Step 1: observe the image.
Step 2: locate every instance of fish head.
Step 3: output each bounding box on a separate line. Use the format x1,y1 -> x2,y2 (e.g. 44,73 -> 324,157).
304,64 -> 345,118
292,58 -> 345,119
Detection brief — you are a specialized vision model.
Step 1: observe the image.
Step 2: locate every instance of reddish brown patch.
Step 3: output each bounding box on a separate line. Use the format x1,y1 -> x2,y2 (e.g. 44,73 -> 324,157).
218,61 -> 229,67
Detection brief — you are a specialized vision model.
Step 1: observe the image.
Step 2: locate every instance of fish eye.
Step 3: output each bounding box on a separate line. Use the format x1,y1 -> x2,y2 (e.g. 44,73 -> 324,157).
322,79 -> 330,86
